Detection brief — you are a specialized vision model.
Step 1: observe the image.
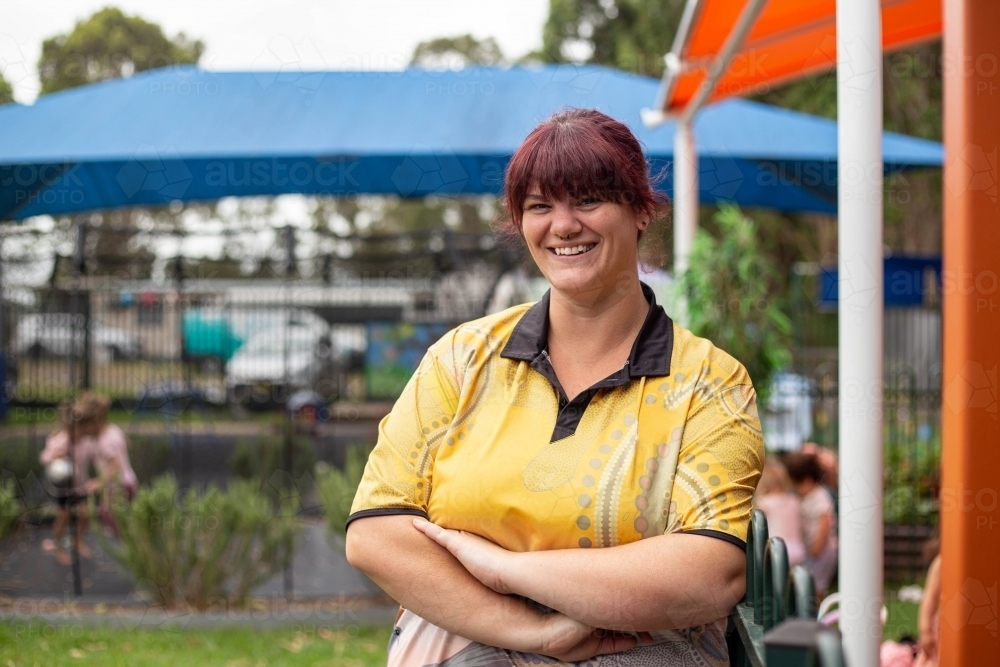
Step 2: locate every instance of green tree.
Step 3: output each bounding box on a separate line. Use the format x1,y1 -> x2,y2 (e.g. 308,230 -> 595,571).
34,7 -> 204,278
308,195 -> 498,279
542,0 -> 686,75
542,0 -> 942,145
0,73 -> 14,105
755,44 -> 943,256
38,6 -> 203,95
682,205 -> 792,397
411,34 -> 504,67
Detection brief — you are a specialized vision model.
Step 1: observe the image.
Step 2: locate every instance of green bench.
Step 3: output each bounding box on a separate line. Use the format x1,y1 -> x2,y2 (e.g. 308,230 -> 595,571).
727,510 -> 846,667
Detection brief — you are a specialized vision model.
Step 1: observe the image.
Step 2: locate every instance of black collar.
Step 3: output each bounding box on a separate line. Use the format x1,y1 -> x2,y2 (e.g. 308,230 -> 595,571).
500,281 -> 674,379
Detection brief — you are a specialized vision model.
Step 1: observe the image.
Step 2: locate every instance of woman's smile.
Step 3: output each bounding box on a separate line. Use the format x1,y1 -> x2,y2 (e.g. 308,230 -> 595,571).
550,242 -> 597,257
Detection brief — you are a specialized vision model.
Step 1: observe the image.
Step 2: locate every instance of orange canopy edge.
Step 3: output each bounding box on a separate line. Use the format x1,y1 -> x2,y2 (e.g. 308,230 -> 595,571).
662,0 -> 942,115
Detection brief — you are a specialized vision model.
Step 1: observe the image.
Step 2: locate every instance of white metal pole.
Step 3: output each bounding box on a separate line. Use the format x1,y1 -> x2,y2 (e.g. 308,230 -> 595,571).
673,118 -> 698,326
836,0 -> 884,665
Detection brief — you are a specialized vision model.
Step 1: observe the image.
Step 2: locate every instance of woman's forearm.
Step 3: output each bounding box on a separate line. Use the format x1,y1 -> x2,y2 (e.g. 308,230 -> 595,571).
503,532 -> 745,632
346,514 -> 550,652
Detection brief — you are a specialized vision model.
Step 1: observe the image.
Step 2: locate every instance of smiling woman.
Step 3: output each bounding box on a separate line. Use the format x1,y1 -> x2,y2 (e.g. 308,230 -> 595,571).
345,109 -> 764,666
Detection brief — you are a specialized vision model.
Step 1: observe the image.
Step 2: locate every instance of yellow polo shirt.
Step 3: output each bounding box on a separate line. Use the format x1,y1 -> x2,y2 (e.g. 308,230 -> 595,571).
348,284 -> 764,554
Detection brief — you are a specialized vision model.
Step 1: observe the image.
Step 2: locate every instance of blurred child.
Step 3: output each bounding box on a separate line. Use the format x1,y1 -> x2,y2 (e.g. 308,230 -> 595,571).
754,456 -> 806,566
915,538 -> 941,667
75,392 -> 138,504
800,441 -> 839,516
800,442 -> 839,490
785,452 -> 839,597
39,401 -> 97,566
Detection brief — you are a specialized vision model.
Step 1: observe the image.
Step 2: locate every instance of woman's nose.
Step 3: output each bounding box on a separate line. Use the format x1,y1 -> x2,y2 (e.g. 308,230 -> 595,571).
549,202 -> 581,238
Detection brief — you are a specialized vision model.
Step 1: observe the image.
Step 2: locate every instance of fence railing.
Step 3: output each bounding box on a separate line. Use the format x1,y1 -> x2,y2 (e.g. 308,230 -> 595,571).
729,509 -> 845,667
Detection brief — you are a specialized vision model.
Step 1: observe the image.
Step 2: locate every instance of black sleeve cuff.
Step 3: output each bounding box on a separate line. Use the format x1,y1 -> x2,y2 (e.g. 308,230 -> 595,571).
344,508 -> 429,532
681,528 -> 747,551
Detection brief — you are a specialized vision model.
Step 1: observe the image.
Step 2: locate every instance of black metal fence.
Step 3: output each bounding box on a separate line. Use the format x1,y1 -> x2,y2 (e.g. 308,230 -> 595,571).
0,221 -> 943,586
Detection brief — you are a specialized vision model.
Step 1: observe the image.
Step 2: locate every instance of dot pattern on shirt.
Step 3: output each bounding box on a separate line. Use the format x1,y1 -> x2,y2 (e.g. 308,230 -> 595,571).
349,303 -> 764,555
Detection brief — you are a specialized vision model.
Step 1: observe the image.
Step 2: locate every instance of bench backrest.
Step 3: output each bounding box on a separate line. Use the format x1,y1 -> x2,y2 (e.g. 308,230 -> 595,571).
729,509 -> 845,667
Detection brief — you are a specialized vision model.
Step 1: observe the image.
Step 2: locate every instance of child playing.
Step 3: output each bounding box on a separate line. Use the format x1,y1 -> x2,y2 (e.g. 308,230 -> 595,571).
75,392 -> 138,505
784,452 -> 839,598
915,538 -> 941,667
754,455 -> 807,566
39,402 -> 98,566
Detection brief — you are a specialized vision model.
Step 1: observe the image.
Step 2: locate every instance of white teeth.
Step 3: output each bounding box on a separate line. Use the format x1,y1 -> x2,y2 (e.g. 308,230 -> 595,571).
553,244 -> 595,256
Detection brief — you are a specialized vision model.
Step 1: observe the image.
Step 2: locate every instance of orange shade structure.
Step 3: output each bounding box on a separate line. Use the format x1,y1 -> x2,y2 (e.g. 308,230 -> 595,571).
658,0 -> 942,116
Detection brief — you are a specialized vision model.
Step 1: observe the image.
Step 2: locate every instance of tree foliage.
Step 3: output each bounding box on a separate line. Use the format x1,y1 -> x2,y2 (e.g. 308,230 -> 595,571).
0,73 -> 14,105
32,7 -> 204,277
542,0 -> 685,75
308,195 -> 498,279
411,34 -> 504,68
38,6 -> 203,95
540,0 -> 945,329
315,446 -> 372,546
682,204 -> 792,397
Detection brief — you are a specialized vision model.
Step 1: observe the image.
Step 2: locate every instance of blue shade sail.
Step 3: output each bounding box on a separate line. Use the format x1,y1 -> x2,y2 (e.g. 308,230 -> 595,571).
0,65 -> 942,220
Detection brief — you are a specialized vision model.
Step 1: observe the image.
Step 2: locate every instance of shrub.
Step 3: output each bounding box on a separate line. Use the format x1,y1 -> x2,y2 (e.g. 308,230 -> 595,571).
884,437 -> 940,526
681,204 -> 792,401
101,474 -> 297,609
0,439 -> 44,487
231,436 -> 317,495
128,436 -> 171,485
315,445 -> 371,545
0,478 -> 21,542
0,440 -> 47,522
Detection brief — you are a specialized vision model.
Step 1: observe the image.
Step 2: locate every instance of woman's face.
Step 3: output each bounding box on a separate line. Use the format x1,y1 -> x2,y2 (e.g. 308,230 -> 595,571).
520,189 -> 645,300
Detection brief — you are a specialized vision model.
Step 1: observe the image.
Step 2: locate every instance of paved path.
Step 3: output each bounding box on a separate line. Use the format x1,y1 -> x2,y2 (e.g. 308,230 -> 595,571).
0,519 -> 381,602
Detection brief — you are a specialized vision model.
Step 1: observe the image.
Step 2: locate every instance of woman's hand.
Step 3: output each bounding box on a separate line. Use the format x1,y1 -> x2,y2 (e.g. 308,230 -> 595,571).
536,612 -> 642,662
412,518 -> 513,594
412,518 -> 648,659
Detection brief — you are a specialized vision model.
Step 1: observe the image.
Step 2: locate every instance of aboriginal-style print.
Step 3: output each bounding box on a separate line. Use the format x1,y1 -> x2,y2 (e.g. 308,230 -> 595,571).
349,284 -> 764,666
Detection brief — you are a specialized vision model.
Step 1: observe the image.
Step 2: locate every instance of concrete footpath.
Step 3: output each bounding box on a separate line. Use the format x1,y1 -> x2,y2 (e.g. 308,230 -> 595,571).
0,519 -> 398,629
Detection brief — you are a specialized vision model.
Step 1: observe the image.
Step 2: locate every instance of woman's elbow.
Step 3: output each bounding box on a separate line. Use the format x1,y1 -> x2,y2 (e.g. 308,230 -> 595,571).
344,524 -> 369,571
708,559 -> 746,619
725,570 -> 746,609
345,517 -> 397,576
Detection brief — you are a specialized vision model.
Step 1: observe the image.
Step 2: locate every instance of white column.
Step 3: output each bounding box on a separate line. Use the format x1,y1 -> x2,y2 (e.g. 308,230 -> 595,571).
673,118 -> 698,326
836,1 -> 884,666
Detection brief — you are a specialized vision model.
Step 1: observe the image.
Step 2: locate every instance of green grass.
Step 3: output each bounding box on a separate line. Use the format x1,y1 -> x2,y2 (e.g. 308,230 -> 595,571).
0,622 -> 392,667
884,599 -> 920,641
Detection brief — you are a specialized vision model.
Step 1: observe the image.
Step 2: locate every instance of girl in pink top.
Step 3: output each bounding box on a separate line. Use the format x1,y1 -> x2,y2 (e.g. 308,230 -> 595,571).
754,456 -> 806,567
75,393 -> 138,501
39,403 -> 98,565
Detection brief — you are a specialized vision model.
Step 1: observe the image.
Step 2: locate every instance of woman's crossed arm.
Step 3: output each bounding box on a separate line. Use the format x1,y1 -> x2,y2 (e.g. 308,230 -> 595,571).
345,514 -> 641,660
413,518 -> 746,633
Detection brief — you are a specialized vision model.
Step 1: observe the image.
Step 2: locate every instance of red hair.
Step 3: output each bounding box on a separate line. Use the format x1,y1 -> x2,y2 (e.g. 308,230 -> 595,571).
499,109 -> 669,242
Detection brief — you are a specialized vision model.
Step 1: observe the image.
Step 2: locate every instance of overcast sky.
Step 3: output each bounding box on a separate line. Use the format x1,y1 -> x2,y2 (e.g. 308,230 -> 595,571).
1,0 -> 550,103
